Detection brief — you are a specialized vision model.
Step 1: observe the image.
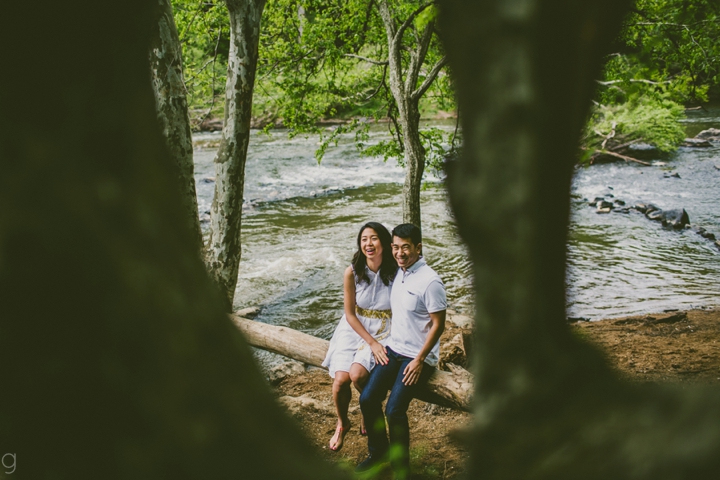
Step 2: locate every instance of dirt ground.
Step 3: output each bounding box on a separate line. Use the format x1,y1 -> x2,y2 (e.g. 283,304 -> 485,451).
272,307 -> 720,478
572,308 -> 720,384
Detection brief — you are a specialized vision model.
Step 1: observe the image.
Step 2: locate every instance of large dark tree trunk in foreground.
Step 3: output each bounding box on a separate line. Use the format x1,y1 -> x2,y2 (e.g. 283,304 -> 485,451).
439,0 -> 720,478
0,1 -> 341,478
149,0 -> 202,248
205,0 -> 266,309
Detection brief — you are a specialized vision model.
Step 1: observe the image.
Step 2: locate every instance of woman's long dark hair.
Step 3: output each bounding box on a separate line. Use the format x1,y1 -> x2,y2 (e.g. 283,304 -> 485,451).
351,222 -> 397,286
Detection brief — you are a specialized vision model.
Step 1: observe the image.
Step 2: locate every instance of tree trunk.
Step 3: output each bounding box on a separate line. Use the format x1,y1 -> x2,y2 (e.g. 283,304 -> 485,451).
400,101 -> 425,228
0,1 -> 343,478
149,0 -> 203,248
377,0 -> 435,230
439,0 -> 720,478
205,0 -> 266,309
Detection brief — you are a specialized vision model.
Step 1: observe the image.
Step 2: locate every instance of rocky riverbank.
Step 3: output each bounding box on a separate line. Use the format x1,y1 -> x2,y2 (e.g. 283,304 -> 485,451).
267,307 -> 720,479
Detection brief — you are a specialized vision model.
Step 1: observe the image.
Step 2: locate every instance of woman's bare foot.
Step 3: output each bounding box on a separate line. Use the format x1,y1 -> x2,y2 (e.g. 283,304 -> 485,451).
329,419 -> 350,452
360,416 -> 367,436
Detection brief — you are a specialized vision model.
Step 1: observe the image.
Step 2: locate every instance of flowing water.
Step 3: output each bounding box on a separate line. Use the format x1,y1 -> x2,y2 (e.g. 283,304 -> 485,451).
193,111 -> 720,355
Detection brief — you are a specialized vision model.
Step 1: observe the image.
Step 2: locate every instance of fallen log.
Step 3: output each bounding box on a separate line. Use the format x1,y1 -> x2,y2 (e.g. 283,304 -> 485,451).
231,314 -> 474,411
232,315 -> 328,367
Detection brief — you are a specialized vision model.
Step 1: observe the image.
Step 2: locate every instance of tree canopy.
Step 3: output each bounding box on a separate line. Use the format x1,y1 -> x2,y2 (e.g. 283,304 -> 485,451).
583,0 -> 720,161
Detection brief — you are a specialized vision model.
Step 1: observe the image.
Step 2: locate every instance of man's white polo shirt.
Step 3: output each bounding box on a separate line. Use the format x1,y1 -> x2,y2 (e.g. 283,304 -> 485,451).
388,257 -> 447,366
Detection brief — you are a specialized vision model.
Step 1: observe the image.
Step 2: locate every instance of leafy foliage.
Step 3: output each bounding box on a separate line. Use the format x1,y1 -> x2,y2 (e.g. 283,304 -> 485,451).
257,0 -> 456,172
585,0 -> 719,158
622,0 -> 720,102
584,94 -> 686,155
172,0 -> 229,124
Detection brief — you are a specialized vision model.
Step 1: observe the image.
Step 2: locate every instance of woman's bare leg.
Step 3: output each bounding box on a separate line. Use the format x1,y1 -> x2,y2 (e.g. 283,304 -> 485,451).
329,371 -> 352,451
349,363 -> 370,435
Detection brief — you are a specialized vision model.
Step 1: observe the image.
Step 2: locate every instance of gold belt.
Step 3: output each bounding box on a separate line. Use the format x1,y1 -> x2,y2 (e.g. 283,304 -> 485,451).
355,305 -> 392,320
355,305 -> 391,340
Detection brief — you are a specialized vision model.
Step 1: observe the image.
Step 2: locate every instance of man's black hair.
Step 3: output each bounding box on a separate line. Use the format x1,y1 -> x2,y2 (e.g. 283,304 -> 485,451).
392,223 -> 421,246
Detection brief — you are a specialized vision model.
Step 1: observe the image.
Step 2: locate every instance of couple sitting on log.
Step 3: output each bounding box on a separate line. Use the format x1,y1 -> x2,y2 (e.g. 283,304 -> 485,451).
322,222 -> 447,478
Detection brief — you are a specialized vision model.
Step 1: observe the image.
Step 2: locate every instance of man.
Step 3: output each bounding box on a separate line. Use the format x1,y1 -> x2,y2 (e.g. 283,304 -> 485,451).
356,223 -> 447,478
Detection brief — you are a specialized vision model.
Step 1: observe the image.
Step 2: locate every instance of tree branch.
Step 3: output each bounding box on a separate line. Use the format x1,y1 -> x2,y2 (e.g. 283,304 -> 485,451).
411,55 -> 447,101
591,149 -> 651,166
377,0 -> 405,99
362,64 -> 388,102
405,19 -> 435,94
344,53 -> 389,65
395,1 -> 434,46
596,78 -> 672,86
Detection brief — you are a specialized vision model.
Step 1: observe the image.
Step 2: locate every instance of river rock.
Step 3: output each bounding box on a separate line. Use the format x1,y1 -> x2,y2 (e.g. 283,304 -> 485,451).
682,138 -> 713,147
692,226 -> 718,240
278,395 -> 331,416
694,128 -> 720,142
447,309 -> 474,328
646,209 -> 664,221
199,117 -> 223,132
567,317 -> 589,323
633,203 -> 660,214
659,209 -> 690,229
267,360 -> 306,385
589,196 -> 606,207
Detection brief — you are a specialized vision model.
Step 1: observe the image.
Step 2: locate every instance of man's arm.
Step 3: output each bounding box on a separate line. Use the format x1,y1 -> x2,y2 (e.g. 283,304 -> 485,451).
402,309 -> 446,385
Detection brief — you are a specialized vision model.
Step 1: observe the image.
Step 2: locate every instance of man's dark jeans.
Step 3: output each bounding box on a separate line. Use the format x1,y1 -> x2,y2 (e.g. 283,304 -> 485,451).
359,347 -> 433,473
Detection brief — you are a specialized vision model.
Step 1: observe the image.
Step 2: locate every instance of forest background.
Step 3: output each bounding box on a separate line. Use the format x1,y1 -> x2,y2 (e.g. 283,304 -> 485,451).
175,0 -> 720,159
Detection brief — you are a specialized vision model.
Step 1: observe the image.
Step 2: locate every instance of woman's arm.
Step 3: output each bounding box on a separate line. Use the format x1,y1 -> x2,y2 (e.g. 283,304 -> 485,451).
342,266 -> 388,365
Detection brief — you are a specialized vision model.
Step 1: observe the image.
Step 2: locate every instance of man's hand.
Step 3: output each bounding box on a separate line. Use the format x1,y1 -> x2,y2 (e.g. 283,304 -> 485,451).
370,341 -> 388,365
402,358 -> 424,385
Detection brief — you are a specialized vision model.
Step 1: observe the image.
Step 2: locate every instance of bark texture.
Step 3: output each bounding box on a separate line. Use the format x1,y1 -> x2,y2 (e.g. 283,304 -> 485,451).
377,0 -> 447,229
205,0 -> 266,308
438,0 -> 720,478
0,1 -> 342,478
149,0 -> 202,247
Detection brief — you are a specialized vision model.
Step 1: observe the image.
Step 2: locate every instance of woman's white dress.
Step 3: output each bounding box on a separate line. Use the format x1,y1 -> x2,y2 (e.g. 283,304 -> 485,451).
322,266 -> 392,378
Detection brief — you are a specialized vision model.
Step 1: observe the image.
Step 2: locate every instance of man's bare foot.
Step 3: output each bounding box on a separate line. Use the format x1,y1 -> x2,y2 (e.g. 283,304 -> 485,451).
329,419 -> 350,452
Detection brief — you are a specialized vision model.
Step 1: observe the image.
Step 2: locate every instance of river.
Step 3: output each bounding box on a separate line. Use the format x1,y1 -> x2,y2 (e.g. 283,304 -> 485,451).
193,111 -> 720,353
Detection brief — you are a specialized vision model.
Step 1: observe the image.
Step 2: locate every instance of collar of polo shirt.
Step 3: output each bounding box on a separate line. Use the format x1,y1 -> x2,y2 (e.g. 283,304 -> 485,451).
404,256 -> 426,274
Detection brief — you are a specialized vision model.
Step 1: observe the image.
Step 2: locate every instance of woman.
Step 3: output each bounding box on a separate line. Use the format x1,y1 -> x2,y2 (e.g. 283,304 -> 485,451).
321,221 -> 397,452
